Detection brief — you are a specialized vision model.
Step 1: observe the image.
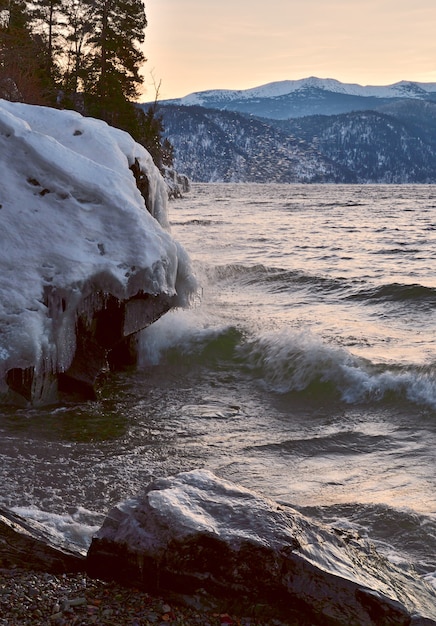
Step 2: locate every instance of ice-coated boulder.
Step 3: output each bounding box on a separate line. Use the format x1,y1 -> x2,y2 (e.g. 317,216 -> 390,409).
0,100 -> 196,404
87,470 -> 436,625
0,506 -> 84,573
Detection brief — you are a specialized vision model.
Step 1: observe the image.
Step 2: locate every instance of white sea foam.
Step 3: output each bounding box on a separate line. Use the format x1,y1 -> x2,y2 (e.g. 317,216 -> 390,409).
424,571 -> 436,591
137,308 -> 230,366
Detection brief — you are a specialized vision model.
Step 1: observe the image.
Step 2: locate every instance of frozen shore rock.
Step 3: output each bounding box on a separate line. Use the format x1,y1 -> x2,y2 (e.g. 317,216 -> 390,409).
0,100 -> 196,404
87,470 -> 436,626
0,506 -> 85,573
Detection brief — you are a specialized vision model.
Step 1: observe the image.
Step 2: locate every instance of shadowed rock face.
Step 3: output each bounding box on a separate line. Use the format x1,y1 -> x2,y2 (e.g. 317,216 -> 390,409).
57,290 -> 175,400
87,470 -> 436,626
6,290 -> 176,403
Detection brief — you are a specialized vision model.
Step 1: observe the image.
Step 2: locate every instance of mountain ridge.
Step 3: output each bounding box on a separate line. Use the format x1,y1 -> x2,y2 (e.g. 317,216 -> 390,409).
155,100 -> 436,184
177,77 -> 436,102
139,77 -> 436,184
151,77 -> 436,120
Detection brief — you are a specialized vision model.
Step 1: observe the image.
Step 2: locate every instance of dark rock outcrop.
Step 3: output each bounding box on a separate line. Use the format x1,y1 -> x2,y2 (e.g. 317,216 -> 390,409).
87,470 -> 436,626
0,507 -> 84,573
6,290 -> 176,403
58,290 -> 175,400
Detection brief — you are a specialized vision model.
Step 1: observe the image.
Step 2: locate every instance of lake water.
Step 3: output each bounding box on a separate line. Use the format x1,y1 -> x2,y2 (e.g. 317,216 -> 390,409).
0,183 -> 435,589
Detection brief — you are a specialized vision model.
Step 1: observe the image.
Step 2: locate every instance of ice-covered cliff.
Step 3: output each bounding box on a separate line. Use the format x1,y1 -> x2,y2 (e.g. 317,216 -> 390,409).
0,100 -> 196,405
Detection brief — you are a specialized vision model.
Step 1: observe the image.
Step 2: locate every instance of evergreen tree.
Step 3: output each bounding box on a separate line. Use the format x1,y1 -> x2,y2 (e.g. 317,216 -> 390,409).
161,137 -> 174,168
135,103 -> 165,169
59,0 -> 93,100
0,0 -> 54,103
27,0 -> 63,77
84,0 -> 147,126
0,0 -> 172,172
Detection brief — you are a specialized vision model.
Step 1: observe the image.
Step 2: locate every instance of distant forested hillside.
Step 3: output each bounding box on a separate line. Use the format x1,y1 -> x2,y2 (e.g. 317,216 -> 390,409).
156,101 -> 436,183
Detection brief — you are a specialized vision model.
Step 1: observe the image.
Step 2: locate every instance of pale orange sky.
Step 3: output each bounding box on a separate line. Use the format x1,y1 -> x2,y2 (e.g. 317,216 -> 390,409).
140,0 -> 436,101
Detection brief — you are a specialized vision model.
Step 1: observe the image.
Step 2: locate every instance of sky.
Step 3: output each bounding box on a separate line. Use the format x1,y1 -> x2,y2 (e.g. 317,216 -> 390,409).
140,0 -> 436,101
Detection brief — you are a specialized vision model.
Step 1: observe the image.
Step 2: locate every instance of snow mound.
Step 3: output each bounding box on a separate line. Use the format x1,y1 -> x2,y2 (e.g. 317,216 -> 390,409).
0,100 -> 196,403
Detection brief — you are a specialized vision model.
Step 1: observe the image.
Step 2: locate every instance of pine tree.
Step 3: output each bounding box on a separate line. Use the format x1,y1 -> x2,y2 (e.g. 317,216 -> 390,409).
162,137 -> 174,168
84,0 -> 147,126
0,0 -> 172,172
135,104 -> 165,169
0,0 -> 54,103
59,0 -> 92,101
27,0 -> 63,77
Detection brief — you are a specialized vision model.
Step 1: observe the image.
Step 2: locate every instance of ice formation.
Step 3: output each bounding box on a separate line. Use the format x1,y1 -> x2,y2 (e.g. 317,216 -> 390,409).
0,100 -> 196,404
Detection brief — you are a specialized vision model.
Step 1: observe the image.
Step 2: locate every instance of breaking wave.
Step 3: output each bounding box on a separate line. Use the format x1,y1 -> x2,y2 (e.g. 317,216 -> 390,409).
137,309 -> 244,367
138,311 -> 436,411
238,330 -> 436,409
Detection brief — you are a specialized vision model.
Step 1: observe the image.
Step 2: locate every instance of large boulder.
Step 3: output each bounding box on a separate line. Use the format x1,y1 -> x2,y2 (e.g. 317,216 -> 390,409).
0,101 -> 196,404
87,470 -> 436,625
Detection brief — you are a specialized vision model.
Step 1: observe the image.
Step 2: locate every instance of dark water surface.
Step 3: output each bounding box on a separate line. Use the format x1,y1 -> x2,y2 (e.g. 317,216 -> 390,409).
1,183 -> 435,588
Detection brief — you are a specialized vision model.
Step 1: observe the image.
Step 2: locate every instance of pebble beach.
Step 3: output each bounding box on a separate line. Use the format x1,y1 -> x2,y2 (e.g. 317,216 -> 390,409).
0,569 -> 302,626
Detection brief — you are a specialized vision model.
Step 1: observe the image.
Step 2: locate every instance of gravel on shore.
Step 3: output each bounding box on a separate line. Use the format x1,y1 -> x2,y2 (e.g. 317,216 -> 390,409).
0,569 -> 304,626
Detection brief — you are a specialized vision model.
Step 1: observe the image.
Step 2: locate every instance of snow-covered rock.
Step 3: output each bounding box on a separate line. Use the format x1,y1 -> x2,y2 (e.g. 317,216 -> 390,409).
87,470 -> 436,625
0,100 -> 197,404
162,166 -> 191,199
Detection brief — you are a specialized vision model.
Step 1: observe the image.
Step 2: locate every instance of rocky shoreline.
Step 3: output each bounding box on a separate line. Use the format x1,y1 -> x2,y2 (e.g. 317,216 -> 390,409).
2,474 -> 436,626
0,568 -> 298,626
0,504 -> 303,625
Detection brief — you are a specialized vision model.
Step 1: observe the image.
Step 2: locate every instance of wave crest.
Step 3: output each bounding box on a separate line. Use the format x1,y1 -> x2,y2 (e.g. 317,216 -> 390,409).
204,262 -> 435,306
137,311 -> 436,411
238,330 -> 436,409
137,309 -> 243,367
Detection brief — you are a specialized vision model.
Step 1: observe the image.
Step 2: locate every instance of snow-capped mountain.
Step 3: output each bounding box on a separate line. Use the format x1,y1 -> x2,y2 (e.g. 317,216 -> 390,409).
158,77 -> 436,120
179,77 -> 436,102
139,77 -> 436,183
